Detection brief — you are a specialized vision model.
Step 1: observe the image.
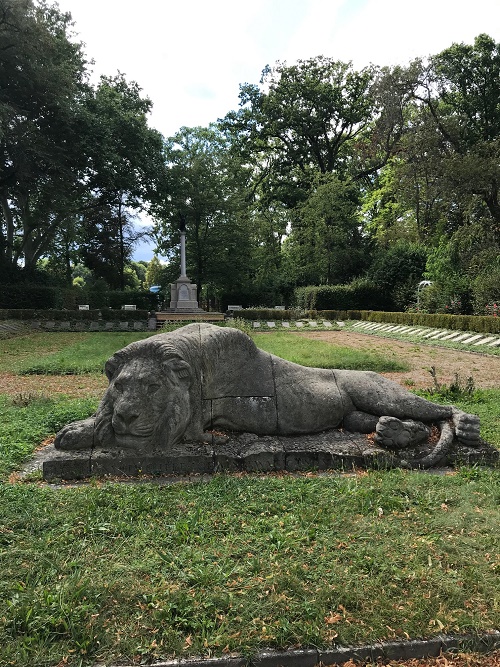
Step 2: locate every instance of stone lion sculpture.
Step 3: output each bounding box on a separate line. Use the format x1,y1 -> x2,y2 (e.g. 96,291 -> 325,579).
55,323 -> 481,463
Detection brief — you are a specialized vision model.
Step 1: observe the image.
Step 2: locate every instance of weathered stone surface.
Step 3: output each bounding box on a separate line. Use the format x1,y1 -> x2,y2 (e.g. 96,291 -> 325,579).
318,645 -> 377,665
43,447 -> 91,481
50,323 -> 489,478
38,428 -> 499,481
241,437 -> 286,472
381,638 -> 442,660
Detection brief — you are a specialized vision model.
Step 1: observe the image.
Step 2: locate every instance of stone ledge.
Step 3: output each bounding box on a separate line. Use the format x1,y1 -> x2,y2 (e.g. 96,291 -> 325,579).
39,429 -> 499,482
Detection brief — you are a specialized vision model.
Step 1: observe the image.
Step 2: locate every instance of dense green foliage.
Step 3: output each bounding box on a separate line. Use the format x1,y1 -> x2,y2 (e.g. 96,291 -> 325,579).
0,284 -> 159,310
0,0 -> 167,289
294,280 -> 390,311
1,2 -> 498,314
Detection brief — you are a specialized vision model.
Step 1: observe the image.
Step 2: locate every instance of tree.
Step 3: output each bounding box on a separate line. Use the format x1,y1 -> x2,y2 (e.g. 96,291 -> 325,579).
144,255 -> 164,288
284,175 -> 367,286
77,74 -> 167,289
416,34 -> 500,239
368,240 -> 428,310
0,2 -> 168,286
220,57 -> 417,298
76,201 -> 141,289
154,125 -> 254,304
0,0 -> 87,275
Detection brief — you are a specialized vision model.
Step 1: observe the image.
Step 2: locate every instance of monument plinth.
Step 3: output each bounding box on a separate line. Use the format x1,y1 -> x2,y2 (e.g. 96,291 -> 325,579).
167,227 -> 204,313
169,276 -> 203,311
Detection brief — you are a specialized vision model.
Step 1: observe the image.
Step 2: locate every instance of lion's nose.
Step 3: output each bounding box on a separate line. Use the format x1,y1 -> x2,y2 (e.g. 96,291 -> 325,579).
121,412 -> 140,426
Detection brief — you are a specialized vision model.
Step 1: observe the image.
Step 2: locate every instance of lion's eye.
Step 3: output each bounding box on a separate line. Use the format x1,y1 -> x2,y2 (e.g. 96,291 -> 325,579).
147,384 -> 161,395
114,382 -> 123,393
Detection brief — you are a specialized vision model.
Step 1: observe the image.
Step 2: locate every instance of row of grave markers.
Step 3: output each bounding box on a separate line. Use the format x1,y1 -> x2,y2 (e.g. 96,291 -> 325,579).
251,320 -> 343,329
352,320 -> 500,348
30,320 -> 153,331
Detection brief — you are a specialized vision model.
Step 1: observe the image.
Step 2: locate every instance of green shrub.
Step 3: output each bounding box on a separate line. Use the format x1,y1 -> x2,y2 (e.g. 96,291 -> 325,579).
472,265 -> 500,315
359,310 -> 500,333
234,309 -> 293,321
0,285 -> 159,311
294,280 -> 391,312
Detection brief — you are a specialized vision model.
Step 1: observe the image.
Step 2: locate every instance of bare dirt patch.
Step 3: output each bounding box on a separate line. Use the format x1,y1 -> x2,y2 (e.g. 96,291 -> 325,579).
303,330 -> 500,389
0,372 -> 107,398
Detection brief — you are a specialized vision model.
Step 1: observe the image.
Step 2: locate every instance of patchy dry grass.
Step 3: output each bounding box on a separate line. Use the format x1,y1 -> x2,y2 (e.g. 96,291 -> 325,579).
0,328 -> 498,666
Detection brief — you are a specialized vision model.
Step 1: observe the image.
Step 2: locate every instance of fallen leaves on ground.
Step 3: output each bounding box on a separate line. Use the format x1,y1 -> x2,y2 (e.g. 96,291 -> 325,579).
343,649 -> 500,666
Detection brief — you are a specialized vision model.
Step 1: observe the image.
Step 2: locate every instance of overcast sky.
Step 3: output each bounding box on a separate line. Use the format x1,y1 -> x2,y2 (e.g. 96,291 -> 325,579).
54,0 -> 500,260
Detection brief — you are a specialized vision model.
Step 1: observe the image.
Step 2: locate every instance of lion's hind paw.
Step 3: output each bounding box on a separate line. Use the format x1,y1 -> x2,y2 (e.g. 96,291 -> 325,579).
452,410 -> 481,446
374,416 -> 431,450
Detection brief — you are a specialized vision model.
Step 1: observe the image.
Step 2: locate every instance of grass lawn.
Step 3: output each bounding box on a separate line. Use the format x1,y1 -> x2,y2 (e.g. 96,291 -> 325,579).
253,331 -> 409,372
2,332 -> 153,375
0,329 -> 499,667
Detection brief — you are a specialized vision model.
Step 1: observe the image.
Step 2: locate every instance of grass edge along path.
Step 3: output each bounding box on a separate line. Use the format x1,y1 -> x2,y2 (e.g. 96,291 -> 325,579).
343,321 -> 500,357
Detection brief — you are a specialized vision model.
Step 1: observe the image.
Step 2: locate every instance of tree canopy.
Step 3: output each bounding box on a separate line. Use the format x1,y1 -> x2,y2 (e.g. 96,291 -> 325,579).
0,0 -> 167,287
1,5 -> 498,314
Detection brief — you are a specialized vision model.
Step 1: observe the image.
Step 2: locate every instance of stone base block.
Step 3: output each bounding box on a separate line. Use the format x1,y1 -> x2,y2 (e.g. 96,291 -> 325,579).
39,430 -> 499,482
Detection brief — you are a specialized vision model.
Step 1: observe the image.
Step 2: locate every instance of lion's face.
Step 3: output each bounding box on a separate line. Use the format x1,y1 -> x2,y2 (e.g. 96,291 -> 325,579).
95,355 -> 193,450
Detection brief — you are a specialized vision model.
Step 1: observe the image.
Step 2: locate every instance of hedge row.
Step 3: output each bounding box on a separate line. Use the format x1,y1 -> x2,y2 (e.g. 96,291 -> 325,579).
0,309 -> 150,322
304,310 -> 365,321
294,282 -> 391,311
230,308 -> 500,334
232,309 -> 294,321
0,285 -> 160,310
362,311 -> 500,334
232,309 -> 365,321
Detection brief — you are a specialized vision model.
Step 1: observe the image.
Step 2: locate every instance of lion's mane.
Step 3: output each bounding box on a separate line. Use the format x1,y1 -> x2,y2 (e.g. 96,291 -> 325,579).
94,335 -> 195,449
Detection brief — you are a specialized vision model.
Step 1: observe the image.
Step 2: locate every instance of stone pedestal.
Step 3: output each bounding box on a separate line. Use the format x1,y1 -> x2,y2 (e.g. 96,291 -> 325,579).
169,276 -> 204,312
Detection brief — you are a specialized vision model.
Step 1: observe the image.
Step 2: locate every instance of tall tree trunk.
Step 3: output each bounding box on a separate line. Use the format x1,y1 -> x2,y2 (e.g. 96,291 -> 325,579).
118,196 -> 125,291
484,183 -> 500,243
0,193 -> 14,265
65,237 -> 72,286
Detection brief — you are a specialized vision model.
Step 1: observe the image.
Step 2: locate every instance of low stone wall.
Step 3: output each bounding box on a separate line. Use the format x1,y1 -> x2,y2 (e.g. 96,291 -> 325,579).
30,319 -> 156,332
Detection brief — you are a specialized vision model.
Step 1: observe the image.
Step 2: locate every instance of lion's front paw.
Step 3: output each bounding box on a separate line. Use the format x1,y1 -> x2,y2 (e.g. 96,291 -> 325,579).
374,416 -> 431,450
54,417 -> 95,450
452,410 -> 481,446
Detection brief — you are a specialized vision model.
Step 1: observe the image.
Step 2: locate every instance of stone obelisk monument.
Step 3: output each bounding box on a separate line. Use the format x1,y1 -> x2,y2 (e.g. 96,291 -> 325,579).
168,218 -> 204,312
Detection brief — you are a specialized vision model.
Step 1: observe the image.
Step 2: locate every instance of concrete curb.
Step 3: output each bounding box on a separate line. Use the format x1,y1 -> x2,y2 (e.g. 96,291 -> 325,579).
106,632 -> 500,667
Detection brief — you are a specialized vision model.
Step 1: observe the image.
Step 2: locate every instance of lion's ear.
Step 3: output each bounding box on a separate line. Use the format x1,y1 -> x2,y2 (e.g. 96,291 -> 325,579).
164,358 -> 192,384
104,354 -> 122,381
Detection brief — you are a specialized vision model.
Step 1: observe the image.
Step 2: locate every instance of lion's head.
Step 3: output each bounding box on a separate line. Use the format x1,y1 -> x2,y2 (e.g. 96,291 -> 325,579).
95,343 -> 194,450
